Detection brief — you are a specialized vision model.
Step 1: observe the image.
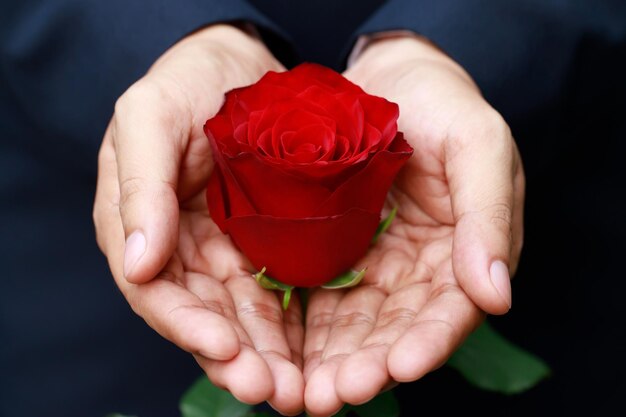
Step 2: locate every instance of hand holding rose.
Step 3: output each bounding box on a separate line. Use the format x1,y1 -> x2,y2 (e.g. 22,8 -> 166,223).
204,63 -> 412,288
93,24 -> 306,414
93,28 -> 524,417
302,35 -> 524,416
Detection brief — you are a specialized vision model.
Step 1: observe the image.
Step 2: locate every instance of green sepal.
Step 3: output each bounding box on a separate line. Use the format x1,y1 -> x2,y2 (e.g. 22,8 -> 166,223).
372,207 -> 398,244
321,267 -> 367,289
254,267 -> 294,310
281,287 -> 293,311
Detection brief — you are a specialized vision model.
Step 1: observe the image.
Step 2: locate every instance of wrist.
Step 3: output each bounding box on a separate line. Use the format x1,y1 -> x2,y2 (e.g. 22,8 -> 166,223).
152,22 -> 282,88
350,33 -> 474,88
186,23 -> 279,68
363,34 -> 446,64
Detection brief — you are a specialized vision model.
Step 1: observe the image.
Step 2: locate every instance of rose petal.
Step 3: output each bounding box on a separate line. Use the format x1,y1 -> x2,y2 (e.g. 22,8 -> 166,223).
270,108 -> 336,160
225,208 -> 380,287
225,152 -> 333,217
281,124 -> 335,163
234,81 -> 296,113
284,63 -> 365,94
233,122 -> 248,144
358,95 -> 399,149
205,133 -> 257,223
360,122 -> 382,152
297,86 -> 364,147
314,133 -> 413,216
206,165 -> 228,232
253,98 -> 336,140
256,128 -> 274,156
334,135 -> 351,160
204,116 -> 239,156
263,152 -> 369,187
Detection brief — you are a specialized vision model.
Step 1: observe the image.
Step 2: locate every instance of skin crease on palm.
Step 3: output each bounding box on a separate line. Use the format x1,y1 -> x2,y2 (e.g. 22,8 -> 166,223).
93,25 -> 524,417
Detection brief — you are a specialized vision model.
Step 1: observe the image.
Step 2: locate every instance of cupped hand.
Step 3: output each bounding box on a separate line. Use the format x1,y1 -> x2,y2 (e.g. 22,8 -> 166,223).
93,24 -> 304,415
303,35 -> 525,416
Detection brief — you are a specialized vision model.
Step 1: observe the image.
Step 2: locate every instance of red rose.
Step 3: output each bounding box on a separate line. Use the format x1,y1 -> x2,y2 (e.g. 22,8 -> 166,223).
205,63 -> 412,287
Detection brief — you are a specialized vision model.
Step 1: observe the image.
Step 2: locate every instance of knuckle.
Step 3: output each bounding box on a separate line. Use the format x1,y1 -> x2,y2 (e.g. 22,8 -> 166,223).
92,196 -> 120,254
320,351 -> 349,364
487,201 -> 514,238
283,307 -> 303,326
118,175 -> 147,209
306,311 -> 334,329
114,79 -> 158,115
429,282 -> 463,303
416,319 -> 459,342
201,299 -> 236,321
237,301 -> 283,325
489,201 -> 513,225
376,307 -> 417,328
257,349 -> 291,362
331,311 -> 375,329
469,107 -> 510,140
453,107 -> 513,154
304,349 -> 322,367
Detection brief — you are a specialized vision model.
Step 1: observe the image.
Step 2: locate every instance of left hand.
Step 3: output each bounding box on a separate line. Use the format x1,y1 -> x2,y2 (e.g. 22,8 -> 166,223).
303,35 -> 525,416
93,25 -> 304,414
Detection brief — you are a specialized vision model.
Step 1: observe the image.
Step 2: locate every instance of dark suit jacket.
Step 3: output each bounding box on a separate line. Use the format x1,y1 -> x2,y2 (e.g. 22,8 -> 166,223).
1,1 -> 625,416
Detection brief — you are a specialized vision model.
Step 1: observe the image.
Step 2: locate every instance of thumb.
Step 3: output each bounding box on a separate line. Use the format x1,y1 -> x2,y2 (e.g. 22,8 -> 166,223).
113,82 -> 186,284
448,112 -> 518,315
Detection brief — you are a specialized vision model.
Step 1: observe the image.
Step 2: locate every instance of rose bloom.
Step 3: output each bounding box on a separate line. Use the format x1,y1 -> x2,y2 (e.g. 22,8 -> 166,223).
205,63 -> 412,287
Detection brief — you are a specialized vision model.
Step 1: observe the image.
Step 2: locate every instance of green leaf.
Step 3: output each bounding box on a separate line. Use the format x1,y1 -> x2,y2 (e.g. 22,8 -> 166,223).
254,267 -> 292,291
447,321 -> 551,395
180,376 -> 252,417
321,268 -> 367,289
335,390 -> 399,417
372,207 -> 397,244
254,267 -> 295,310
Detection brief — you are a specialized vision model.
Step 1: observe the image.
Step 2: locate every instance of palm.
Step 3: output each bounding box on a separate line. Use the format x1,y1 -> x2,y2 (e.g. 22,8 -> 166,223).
136,192 -> 305,411
302,136 -> 482,416
93,24 -> 306,412
303,46 -> 522,415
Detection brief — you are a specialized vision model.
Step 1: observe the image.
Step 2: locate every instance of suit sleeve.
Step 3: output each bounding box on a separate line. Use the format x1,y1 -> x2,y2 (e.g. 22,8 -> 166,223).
351,1 -> 583,91
347,0 -> 626,119
0,0 -> 292,74
0,0 -> 294,153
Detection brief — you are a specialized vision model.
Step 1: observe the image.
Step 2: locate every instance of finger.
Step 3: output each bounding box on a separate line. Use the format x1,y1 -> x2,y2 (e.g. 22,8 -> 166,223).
285,293 -> 305,371
93,128 -> 124,258
446,110 -> 516,314
304,357 -> 345,417
112,78 -> 190,284
305,286 -> 384,414
95,147 -> 241,361
387,262 -> 483,382
510,147 -> 525,275
124,271 -> 240,361
320,286 -> 384,360
226,276 -> 305,415
303,289 -> 345,380
194,346 -> 274,405
335,281 -> 430,405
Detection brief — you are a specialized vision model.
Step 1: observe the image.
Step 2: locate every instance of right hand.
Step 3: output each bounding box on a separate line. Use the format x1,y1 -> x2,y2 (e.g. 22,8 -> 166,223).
302,35 -> 525,416
93,24 -> 305,415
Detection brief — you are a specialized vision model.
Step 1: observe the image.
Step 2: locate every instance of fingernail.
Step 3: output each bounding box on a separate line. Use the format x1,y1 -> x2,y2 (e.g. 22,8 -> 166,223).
124,230 -> 146,278
489,260 -> 512,309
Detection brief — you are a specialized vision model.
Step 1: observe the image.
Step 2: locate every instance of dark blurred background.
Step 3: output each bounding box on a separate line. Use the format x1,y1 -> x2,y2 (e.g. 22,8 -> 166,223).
1,1 -> 625,416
